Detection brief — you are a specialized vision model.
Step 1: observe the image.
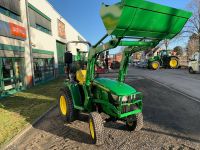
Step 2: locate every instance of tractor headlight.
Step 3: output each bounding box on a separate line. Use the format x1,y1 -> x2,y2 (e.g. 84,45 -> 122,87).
133,93 -> 142,100
122,96 -> 128,102
111,94 -> 119,101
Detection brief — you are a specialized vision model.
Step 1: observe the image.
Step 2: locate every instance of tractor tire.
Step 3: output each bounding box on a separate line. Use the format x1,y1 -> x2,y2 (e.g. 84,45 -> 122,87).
126,112 -> 143,131
151,61 -> 160,70
58,88 -> 78,122
189,67 -> 196,74
169,57 -> 179,69
89,112 -> 104,145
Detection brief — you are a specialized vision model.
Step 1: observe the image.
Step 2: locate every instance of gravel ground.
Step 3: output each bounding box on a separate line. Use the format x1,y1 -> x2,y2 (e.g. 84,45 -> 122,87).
4,74 -> 200,150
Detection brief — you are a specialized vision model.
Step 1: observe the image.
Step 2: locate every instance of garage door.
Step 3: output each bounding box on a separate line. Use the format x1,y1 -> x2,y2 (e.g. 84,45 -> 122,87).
56,41 -> 65,75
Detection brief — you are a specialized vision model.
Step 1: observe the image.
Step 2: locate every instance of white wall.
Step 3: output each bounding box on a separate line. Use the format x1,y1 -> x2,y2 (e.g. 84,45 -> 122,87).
0,1 -> 26,48
28,0 -> 88,64
0,0 -> 87,85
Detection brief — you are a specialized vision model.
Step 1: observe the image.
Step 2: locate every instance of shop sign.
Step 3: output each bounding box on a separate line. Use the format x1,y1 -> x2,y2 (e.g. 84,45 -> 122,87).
58,19 -> 66,39
0,20 -> 26,40
9,23 -> 26,39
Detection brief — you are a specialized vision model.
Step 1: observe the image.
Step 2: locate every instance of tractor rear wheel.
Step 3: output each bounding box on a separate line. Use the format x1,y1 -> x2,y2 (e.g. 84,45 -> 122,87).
126,112 -> 143,131
58,88 -> 78,122
151,61 -> 160,70
89,112 -> 104,145
169,57 -> 179,69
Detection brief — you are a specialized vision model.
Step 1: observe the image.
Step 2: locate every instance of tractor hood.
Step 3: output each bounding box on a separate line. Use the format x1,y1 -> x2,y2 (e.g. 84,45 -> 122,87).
94,78 -> 136,96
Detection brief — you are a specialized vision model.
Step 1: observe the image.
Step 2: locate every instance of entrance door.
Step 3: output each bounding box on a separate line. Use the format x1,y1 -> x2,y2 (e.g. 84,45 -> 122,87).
0,57 -> 24,96
2,58 -> 15,91
14,58 -> 24,90
56,41 -> 66,75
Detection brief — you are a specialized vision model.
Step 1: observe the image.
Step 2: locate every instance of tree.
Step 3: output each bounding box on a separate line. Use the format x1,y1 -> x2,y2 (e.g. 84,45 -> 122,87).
187,33 -> 199,57
184,0 -> 200,53
173,46 -> 183,56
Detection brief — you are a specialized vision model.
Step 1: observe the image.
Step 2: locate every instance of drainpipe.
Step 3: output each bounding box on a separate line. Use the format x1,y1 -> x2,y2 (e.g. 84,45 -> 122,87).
25,0 -> 35,86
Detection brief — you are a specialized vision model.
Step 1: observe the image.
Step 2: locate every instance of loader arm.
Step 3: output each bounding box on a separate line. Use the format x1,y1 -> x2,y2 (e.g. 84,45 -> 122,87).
118,41 -> 158,82
85,39 -> 158,85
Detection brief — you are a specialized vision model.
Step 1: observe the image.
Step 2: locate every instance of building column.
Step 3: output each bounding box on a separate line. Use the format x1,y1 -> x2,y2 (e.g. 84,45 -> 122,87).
21,0 -> 34,87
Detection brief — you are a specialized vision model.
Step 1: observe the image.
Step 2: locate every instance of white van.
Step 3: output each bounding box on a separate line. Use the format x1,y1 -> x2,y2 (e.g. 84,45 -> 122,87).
188,52 -> 200,73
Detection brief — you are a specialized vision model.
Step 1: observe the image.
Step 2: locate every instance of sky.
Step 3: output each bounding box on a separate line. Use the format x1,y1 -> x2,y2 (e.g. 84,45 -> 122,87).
48,0 -> 191,53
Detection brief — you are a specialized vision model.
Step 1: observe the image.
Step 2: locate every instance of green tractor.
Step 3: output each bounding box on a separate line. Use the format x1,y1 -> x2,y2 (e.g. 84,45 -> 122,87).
58,0 -> 191,145
148,50 -> 179,70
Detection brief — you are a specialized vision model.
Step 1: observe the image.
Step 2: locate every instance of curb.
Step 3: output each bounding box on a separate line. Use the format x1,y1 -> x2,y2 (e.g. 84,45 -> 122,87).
1,104 -> 57,150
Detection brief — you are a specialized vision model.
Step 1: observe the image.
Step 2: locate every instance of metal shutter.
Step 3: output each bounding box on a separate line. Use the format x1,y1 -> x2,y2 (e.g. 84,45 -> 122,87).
35,13 -> 51,30
0,0 -> 21,15
28,7 -> 51,31
28,8 -> 36,27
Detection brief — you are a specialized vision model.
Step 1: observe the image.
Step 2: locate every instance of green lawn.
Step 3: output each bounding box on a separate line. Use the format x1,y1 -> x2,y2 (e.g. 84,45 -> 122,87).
0,78 -> 64,147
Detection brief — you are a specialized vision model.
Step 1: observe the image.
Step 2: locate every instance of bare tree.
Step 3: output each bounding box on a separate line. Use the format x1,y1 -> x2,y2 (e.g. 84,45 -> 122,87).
173,46 -> 183,56
184,0 -> 200,53
187,33 -> 199,57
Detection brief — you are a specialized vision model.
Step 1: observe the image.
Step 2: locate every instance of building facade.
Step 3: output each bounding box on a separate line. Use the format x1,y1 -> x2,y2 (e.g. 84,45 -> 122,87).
0,0 -> 87,97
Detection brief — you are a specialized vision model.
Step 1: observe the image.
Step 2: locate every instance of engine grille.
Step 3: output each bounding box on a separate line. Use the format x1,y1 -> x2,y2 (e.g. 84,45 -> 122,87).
121,104 -> 136,114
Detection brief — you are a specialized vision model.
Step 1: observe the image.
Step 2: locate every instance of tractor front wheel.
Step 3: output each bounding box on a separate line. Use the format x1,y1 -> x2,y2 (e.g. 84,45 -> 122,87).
58,88 -> 78,122
151,61 -> 160,70
169,57 -> 179,69
126,113 -> 143,131
89,112 -> 104,145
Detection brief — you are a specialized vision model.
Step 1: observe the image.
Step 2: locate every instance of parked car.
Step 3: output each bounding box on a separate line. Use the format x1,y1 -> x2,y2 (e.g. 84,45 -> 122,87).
135,61 -> 148,68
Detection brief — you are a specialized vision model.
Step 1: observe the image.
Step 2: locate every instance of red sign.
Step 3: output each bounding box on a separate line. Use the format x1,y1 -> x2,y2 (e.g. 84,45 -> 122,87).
9,23 -> 26,39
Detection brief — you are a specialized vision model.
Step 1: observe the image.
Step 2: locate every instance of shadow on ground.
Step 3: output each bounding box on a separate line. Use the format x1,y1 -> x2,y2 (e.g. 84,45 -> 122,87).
33,112 -> 93,144
0,78 -> 64,123
0,78 -> 65,147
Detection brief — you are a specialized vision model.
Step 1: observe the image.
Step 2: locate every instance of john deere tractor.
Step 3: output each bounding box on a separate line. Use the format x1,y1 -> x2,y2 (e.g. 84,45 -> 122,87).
148,50 -> 179,70
58,0 -> 191,145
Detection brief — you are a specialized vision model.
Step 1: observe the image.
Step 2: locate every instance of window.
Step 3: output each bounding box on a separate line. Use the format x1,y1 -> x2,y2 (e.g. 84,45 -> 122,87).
1,58 -> 24,92
28,3 -> 52,35
0,0 -> 21,21
33,58 -> 54,84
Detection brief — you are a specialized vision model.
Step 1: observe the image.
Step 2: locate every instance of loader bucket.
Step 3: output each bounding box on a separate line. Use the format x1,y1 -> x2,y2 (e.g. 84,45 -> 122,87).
100,0 -> 192,39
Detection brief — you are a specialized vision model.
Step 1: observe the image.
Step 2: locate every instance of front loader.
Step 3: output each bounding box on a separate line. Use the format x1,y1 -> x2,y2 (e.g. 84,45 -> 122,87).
58,0 -> 192,145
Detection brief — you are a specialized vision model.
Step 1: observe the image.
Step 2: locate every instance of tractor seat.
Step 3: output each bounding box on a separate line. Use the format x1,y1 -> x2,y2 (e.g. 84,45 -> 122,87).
76,70 -> 86,84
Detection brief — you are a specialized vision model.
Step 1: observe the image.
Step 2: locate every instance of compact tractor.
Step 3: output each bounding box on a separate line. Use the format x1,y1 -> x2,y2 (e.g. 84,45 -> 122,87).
148,50 -> 179,70
58,0 -> 191,145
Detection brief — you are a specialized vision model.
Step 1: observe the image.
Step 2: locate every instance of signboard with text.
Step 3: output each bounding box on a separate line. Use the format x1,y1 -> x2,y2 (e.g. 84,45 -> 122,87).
9,23 -> 26,39
58,19 -> 66,39
0,20 -> 26,40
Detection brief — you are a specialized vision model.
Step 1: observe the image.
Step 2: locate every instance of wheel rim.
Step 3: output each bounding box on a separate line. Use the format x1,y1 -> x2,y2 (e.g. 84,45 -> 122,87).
170,59 -> 178,68
60,95 -> 67,115
152,62 -> 159,69
127,121 -> 134,126
89,119 -> 95,139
